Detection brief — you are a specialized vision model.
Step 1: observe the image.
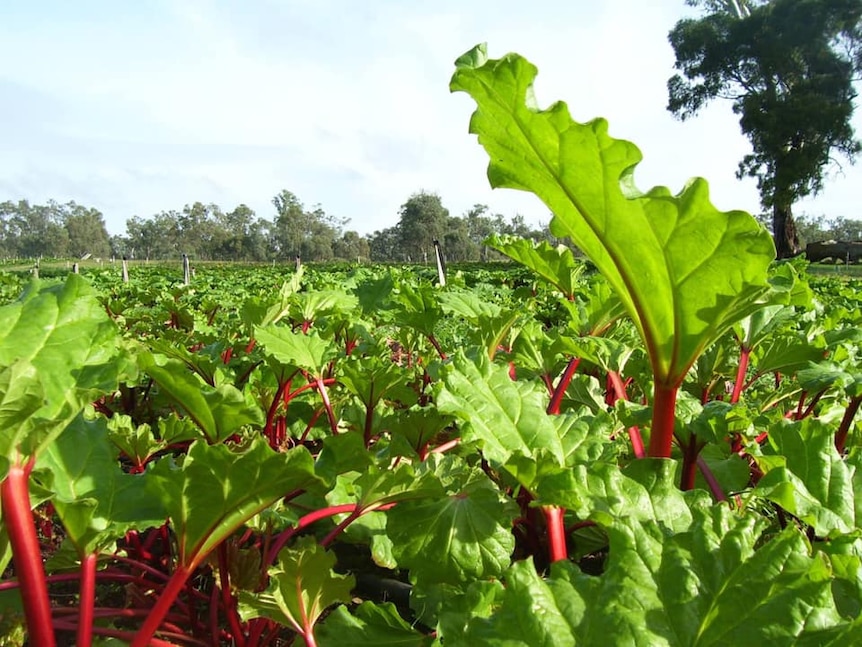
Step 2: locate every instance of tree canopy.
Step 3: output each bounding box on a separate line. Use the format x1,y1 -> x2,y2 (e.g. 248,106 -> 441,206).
667,0 -> 862,258
1,191 -> 551,264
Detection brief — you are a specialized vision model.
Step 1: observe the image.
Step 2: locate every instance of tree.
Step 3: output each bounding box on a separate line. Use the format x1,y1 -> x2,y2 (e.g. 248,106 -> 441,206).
0,200 -> 70,258
63,203 -> 112,258
271,190 -> 343,261
333,230 -> 370,261
667,0 -> 862,258
442,216 -> 478,261
367,226 -> 401,261
397,191 -> 448,262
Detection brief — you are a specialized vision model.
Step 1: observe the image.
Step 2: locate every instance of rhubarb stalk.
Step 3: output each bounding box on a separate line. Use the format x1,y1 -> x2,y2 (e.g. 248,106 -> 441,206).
0,461 -> 56,647
547,357 -> 580,415
648,383 -> 678,458
730,346 -> 751,404
543,505 -> 568,563
77,553 -> 98,647
836,394 -> 862,454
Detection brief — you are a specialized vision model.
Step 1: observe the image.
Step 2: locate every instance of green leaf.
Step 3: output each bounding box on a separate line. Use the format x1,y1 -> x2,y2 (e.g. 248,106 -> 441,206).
318,602 -> 434,647
451,45 -> 774,386
141,352 -> 264,444
486,235 -> 584,300
355,273 -> 395,316
560,276 -> 626,337
384,405 -> 454,456
510,320 -> 560,377
150,438 -> 319,567
240,269 -> 304,332
0,275 -> 127,470
340,355 -> 406,410
387,466 -> 517,586
435,351 -> 564,467
752,334 -> 825,376
314,432 -> 375,487
239,537 -> 354,641
35,415 -> 167,555
464,509 -> 848,646
555,335 -> 635,375
438,289 -> 522,359
391,282 -> 442,339
106,414 -> 164,467
754,418 -> 855,535
255,325 -> 339,376
461,558 -> 583,646
293,289 -> 359,325
536,458 -> 699,532
326,462 -> 443,510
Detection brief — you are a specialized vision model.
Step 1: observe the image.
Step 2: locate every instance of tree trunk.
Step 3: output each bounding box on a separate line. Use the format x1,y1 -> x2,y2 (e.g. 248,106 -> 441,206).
772,201 -> 801,259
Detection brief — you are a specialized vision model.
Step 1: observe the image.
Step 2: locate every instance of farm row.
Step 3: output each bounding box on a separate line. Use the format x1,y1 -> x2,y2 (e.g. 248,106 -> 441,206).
0,246 -> 861,645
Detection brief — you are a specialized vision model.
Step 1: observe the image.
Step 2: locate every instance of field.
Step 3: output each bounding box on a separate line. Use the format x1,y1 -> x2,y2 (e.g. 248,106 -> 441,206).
0,252 -> 861,646
2,45 -> 862,646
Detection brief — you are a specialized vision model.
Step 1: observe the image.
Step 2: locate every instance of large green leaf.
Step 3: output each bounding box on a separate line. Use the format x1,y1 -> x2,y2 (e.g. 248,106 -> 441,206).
239,537 -> 354,643
485,235 -> 584,300
318,602 -> 434,647
35,415 -> 166,555
451,45 -> 774,386
435,351 -> 565,467
149,438 -> 319,567
438,289 -> 522,359
0,275 -> 128,472
753,418 -> 855,535
462,509 -> 848,646
255,325 -> 339,376
140,352 -> 264,444
387,465 -> 517,586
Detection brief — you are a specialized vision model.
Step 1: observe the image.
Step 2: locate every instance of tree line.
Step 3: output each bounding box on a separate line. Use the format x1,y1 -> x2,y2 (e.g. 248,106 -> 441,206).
0,190 -> 553,263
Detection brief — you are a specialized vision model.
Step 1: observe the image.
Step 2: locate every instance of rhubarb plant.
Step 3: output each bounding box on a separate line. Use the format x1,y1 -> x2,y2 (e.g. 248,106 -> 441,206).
452,44 -> 776,457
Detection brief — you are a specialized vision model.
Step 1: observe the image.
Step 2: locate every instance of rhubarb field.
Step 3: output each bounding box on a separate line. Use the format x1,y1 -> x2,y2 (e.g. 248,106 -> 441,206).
2,45 -> 862,646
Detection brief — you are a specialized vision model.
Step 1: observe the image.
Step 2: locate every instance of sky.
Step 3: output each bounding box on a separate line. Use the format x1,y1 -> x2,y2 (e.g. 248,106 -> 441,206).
1,0 -> 861,237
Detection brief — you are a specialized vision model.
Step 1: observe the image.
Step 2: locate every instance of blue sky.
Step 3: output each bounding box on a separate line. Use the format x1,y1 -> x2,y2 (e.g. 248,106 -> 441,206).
2,0 -> 860,236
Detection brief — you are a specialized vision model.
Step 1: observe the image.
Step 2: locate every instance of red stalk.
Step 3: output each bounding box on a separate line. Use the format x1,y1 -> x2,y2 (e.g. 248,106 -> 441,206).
0,461 -> 56,647
794,391 -> 807,420
246,618 -> 270,647
730,346 -> 750,404
605,369 -> 644,457
320,509 -> 363,548
316,376 -> 339,435
678,436 -> 701,491
836,395 -> 862,454
695,455 -> 728,502
648,383 -> 678,458
131,563 -> 195,647
800,389 -> 826,419
543,506 -> 568,562
427,334 -> 447,360
547,357 -> 580,415
363,385 -> 375,446
426,438 -> 461,457
52,622 -> 181,647
628,426 -> 646,459
264,378 -> 291,439
217,543 -> 247,647
77,552 -> 98,647
209,585 -> 220,647
266,504 -> 358,564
